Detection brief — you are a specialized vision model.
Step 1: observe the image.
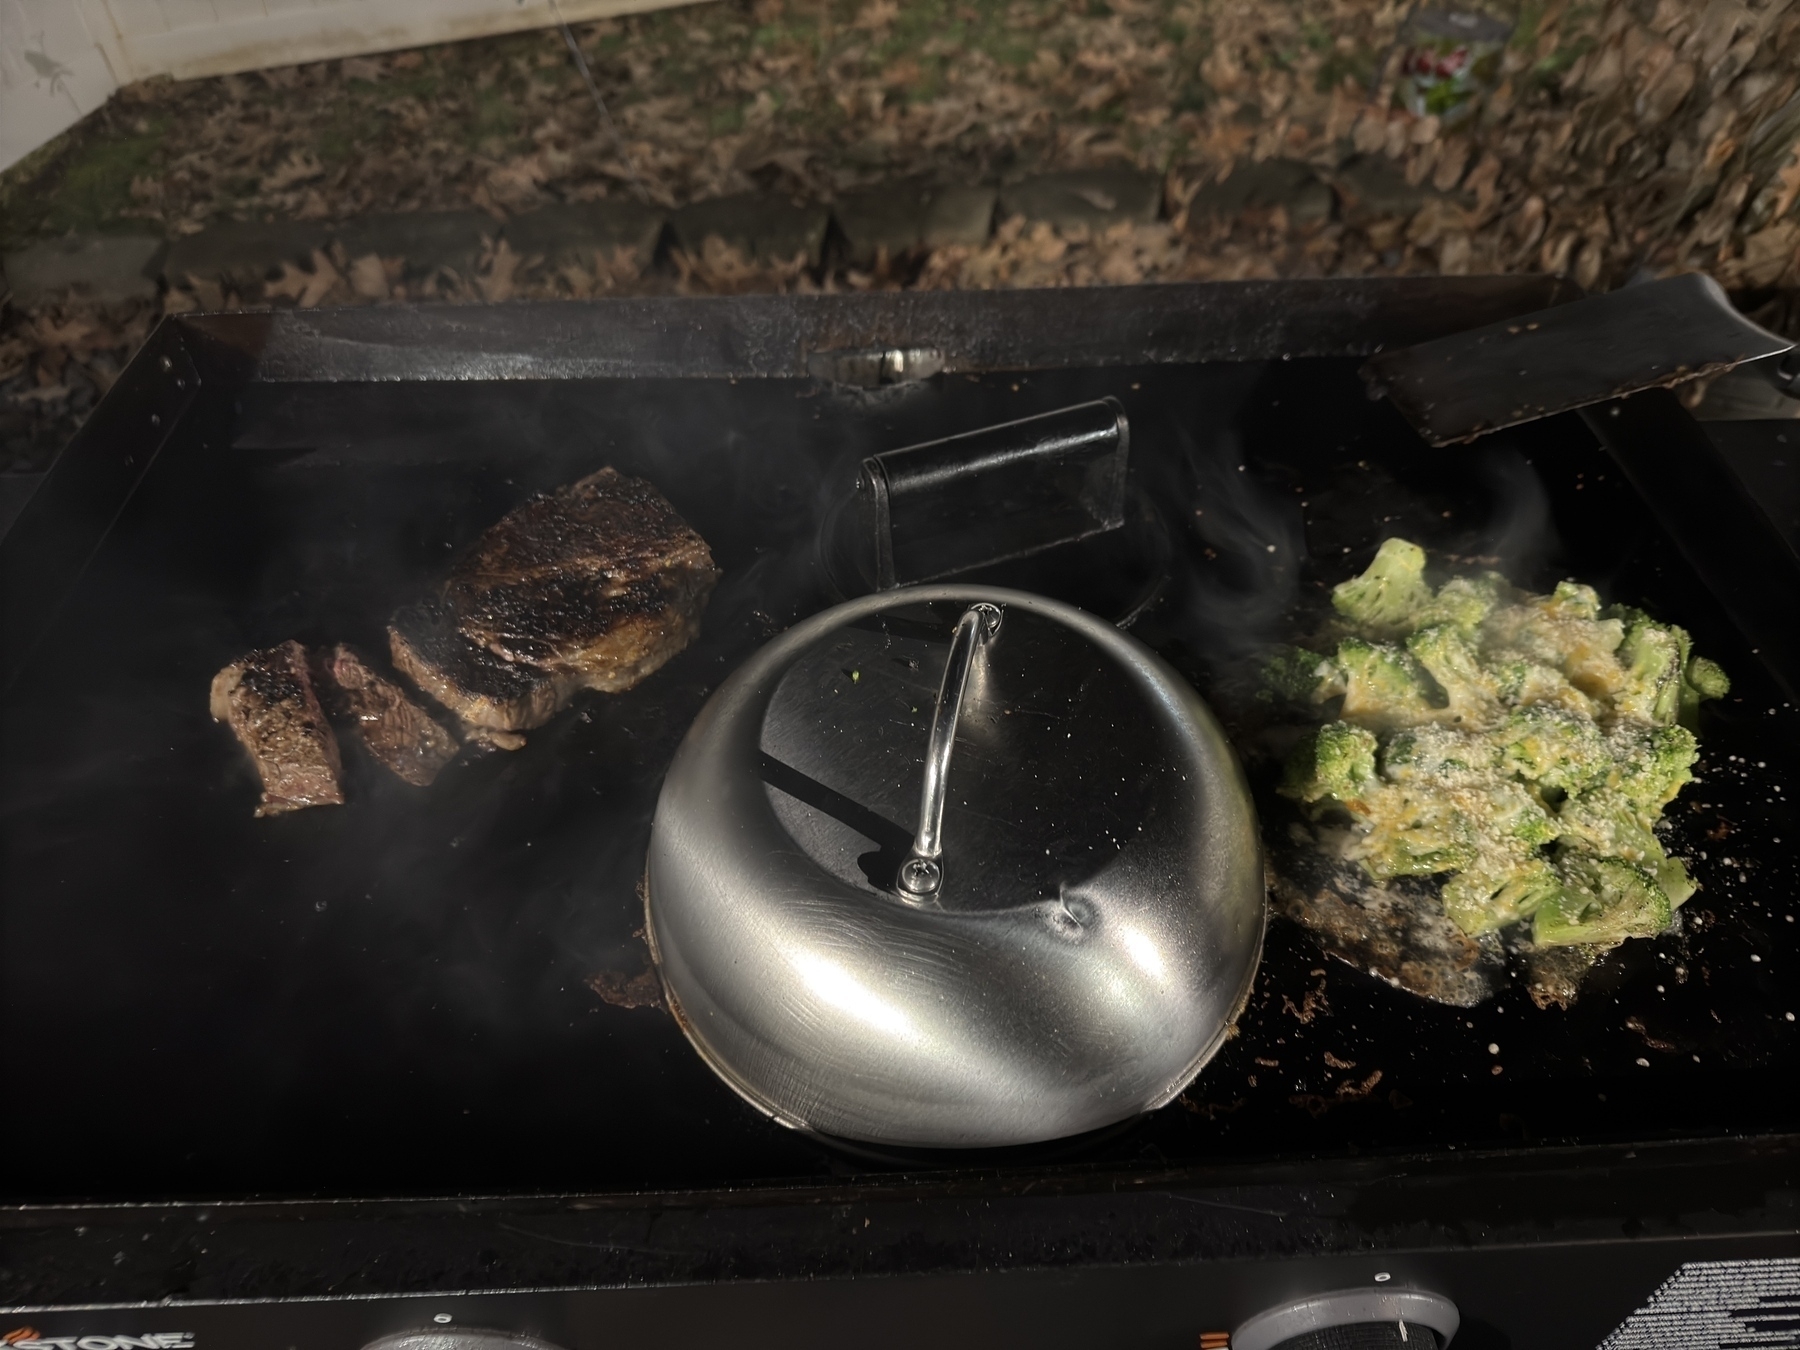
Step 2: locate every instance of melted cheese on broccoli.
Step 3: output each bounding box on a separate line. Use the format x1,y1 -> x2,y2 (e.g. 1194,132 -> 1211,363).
1270,537 -> 1727,949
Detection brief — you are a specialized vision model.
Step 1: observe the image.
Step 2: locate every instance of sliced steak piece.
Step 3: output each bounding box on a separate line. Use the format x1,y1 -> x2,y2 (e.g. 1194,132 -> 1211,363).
389,596 -> 570,735
389,468 -> 720,732
318,644 -> 460,786
210,640 -> 345,817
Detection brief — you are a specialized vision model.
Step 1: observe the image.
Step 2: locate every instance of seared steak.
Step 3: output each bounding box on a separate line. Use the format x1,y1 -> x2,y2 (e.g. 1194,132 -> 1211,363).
389,596 -> 567,735
389,468 -> 720,733
210,640 -> 345,816
318,644 -> 460,786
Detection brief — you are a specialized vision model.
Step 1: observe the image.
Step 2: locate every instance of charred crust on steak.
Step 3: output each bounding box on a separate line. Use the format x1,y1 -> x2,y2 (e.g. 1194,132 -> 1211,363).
447,468 -> 716,593
457,569 -> 713,685
209,640 -> 345,817
389,596 -> 570,732
318,644 -> 460,787
387,468 -> 720,733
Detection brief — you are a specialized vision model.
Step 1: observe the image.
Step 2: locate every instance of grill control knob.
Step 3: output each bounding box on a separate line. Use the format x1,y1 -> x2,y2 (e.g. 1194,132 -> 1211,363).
1232,1288 -> 1459,1350
362,1332 -> 568,1350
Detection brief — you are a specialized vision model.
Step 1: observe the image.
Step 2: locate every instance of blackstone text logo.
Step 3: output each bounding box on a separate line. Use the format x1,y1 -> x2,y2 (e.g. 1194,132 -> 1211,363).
1,1333 -> 194,1350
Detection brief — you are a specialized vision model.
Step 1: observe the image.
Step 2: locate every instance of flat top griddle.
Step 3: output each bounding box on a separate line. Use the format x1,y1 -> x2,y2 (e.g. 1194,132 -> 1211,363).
0,285 -> 1795,1209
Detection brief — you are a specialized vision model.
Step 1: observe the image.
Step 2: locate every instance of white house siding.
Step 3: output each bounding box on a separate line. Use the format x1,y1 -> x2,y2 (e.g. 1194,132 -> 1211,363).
1,1 -> 120,172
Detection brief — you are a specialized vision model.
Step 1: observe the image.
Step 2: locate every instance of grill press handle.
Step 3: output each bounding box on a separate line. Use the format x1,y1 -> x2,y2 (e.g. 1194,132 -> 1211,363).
897,602 -> 1002,900
861,399 -> 1129,588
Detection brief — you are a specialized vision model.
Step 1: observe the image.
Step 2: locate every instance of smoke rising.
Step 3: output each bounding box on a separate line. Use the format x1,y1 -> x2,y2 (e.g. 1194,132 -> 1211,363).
1469,445 -> 1557,581
1174,427 -> 1308,663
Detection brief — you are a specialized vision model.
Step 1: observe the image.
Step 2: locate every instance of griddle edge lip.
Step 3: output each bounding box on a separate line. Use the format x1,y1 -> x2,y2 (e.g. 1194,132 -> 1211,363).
182,277 -> 1580,383
1,1132 -> 1794,1309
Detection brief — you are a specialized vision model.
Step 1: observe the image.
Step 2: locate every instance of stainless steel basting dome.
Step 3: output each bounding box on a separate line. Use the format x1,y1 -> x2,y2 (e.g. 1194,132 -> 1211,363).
645,584 -> 1263,1148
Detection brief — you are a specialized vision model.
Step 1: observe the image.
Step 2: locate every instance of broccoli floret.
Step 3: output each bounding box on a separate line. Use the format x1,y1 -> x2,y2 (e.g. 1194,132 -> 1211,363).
1685,656 -> 1729,700
1614,615 -> 1688,725
1546,580 -> 1603,620
1608,723 -> 1698,811
1416,572 -> 1505,634
1368,739 -> 1553,897
1484,593 -> 1626,702
1382,724 -> 1500,785
1261,645 -> 1337,705
1496,705 -> 1610,795
1332,538 -> 1434,637
1351,791 -> 1477,880
1280,721 -> 1379,806
1496,781 -> 1560,848
1556,787 -> 1663,864
1534,853 -> 1673,947
1406,623 -> 1496,726
1655,855 -> 1697,908
1360,831 -> 1476,881
1679,655 -> 1730,729
1337,637 -> 1437,729
1487,652 -> 1600,718
1443,860 -> 1565,936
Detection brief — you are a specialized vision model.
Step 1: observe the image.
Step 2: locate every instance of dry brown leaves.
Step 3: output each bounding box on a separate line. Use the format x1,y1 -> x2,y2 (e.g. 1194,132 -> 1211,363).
474,238 -> 524,302
0,297 -> 155,467
673,238 -> 812,294
264,249 -> 343,308
10,0 -> 1786,305
917,214 -> 1188,289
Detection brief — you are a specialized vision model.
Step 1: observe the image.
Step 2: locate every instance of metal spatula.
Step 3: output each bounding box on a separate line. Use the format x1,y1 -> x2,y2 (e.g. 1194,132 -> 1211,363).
1363,272 -> 1794,446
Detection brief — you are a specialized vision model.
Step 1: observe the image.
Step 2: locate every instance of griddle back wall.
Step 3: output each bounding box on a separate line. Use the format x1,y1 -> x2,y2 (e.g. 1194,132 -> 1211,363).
0,359 -> 1793,1202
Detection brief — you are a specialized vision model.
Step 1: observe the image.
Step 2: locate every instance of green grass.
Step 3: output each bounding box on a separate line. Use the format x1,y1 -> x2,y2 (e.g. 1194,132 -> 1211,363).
317,102 -> 365,167
752,16 -> 819,51
385,71 -> 443,102
650,54 -> 713,97
905,57 -> 948,104
873,0 -> 1036,72
469,86 -> 521,144
1172,78 -> 1212,114
1510,0 -> 1543,50
1529,34 -> 1593,88
0,130 -> 75,245
530,63 -> 572,93
1316,44 -> 1376,92
32,119 -> 168,236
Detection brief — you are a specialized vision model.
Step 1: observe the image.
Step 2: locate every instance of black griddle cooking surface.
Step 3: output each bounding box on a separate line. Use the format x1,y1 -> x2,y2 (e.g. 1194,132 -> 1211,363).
2,315 -> 1796,1207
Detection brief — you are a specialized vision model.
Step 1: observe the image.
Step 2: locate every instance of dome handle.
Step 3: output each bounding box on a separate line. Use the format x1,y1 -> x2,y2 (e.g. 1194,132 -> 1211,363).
897,602 -> 1002,900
